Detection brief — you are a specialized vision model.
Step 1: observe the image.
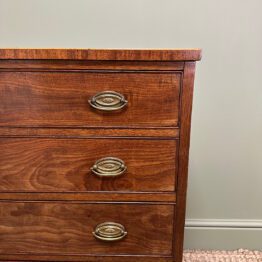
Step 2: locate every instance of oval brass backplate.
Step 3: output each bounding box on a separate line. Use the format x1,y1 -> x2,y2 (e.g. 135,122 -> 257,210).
88,91 -> 128,111
93,222 -> 127,242
91,157 -> 127,177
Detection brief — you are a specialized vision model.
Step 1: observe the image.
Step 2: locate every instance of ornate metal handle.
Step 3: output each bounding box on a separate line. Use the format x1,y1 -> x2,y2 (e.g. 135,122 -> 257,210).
93,222 -> 127,242
88,91 -> 128,111
91,157 -> 127,177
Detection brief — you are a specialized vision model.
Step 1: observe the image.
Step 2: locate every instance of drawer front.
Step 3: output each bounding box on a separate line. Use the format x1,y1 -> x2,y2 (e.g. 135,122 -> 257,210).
0,138 -> 177,192
0,202 -> 174,256
0,71 -> 181,127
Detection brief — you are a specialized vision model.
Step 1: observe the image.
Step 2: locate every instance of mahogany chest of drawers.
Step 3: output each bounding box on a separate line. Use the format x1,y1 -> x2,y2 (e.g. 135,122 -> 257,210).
0,48 -> 201,262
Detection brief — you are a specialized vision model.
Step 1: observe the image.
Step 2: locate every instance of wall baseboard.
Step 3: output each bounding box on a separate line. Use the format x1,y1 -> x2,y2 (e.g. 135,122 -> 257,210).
184,219 -> 262,250
186,219 -> 262,229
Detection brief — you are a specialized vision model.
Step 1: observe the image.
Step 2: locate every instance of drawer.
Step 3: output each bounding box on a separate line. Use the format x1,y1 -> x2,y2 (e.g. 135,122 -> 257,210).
0,138 -> 177,192
0,71 -> 181,127
0,201 -> 174,256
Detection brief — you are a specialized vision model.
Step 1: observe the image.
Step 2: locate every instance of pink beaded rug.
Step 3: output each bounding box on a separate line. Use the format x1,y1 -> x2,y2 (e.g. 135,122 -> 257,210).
183,249 -> 262,261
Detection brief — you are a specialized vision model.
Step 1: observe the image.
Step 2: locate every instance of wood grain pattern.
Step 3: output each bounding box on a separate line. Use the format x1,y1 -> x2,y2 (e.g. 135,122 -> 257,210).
0,201 -> 174,256
0,48 -> 202,61
0,138 -> 177,192
0,127 -> 179,138
174,62 -> 196,261
0,71 -> 181,128
0,60 -> 184,71
0,192 -> 176,202
0,254 -> 173,262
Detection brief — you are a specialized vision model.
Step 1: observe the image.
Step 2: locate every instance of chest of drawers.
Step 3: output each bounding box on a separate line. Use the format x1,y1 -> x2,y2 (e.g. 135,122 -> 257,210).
0,48 -> 201,262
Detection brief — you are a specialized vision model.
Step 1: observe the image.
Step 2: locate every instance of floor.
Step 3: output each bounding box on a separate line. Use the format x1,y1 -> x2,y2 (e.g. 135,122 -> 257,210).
183,249 -> 262,261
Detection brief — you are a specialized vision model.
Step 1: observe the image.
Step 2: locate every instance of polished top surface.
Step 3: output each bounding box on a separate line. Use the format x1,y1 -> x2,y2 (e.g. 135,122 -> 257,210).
0,48 -> 202,61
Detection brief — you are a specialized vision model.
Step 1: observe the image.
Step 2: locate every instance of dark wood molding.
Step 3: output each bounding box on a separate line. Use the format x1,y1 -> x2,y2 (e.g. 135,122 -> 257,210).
0,60 -> 185,71
173,62 -> 196,261
0,254 -> 173,262
0,192 -> 176,202
0,127 -> 179,138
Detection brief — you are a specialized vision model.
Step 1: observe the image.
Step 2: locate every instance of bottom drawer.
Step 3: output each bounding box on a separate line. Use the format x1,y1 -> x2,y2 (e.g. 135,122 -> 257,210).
0,201 -> 174,257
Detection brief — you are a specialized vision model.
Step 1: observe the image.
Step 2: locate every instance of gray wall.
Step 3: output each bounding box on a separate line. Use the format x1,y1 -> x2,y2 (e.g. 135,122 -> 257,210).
0,0 -> 262,250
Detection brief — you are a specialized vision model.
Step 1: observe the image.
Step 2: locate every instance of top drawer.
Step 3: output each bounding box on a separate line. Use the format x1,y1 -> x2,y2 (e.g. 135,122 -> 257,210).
0,71 -> 181,128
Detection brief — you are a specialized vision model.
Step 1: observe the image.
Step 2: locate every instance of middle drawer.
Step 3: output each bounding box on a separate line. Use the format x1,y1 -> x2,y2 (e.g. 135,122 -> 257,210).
0,138 -> 177,193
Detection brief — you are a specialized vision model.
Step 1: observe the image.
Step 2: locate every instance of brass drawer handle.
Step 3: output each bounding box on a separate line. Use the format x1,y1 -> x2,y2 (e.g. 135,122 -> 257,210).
93,222 -> 127,242
91,157 -> 127,177
88,91 -> 128,111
